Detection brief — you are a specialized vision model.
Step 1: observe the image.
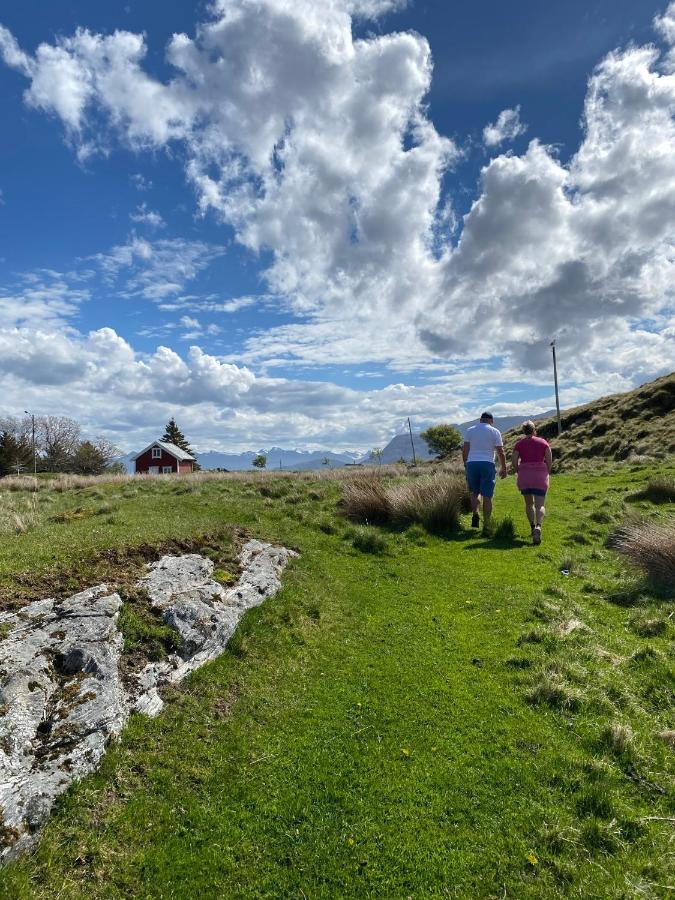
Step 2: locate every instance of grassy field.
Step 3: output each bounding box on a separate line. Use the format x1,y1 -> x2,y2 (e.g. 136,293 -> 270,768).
0,462 -> 673,898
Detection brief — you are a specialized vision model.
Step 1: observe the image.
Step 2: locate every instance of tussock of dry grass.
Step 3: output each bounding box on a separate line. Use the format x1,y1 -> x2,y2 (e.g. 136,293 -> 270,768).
598,722 -> 634,757
629,476 -> 675,505
388,476 -> 470,529
609,518 -> 675,589
0,495 -> 41,534
341,476 -> 392,523
342,474 -> 470,531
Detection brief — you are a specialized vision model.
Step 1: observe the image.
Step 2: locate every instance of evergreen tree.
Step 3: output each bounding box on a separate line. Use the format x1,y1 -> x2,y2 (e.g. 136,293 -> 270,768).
70,441 -> 108,475
162,418 -> 190,451
0,431 -> 33,476
161,418 -> 199,469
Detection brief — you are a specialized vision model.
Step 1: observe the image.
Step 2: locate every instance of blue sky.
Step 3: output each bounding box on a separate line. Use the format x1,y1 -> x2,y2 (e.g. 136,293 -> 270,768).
0,0 -> 673,451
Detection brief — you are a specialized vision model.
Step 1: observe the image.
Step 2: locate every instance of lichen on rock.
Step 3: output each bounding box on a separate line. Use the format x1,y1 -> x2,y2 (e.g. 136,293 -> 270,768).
0,539 -> 296,863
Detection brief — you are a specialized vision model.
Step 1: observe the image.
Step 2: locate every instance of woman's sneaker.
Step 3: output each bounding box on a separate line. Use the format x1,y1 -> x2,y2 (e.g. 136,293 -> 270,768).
533,525 -> 542,545
471,512 -> 480,528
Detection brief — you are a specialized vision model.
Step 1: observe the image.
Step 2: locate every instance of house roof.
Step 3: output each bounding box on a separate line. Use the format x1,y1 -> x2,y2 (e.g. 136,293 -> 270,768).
134,440 -> 195,462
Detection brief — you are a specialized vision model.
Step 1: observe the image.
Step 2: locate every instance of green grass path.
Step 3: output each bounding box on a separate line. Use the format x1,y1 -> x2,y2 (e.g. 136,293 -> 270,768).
0,469 -> 672,897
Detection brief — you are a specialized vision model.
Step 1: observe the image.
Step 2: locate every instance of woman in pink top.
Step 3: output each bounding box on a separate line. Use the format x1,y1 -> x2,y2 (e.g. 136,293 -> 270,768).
512,421 -> 553,545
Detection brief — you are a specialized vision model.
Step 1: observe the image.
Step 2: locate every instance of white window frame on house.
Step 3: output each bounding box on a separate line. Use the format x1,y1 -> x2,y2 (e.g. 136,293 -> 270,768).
152,447 -> 162,459
162,466 -> 173,474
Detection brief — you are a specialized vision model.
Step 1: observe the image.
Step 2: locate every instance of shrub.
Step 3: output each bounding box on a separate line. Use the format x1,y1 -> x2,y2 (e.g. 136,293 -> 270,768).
629,476 -> 675,504
315,517 -> 337,535
404,524 -> 427,543
609,518 -> 675,589
492,515 -> 516,541
349,527 -> 388,554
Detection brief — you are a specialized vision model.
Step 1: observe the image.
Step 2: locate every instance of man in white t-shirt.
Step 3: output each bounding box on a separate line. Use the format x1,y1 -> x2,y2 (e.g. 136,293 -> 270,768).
462,412 -> 507,529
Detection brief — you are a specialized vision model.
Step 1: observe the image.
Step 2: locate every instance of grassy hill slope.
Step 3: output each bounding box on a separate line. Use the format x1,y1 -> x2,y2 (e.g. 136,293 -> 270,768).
504,371 -> 675,469
0,464 -> 673,897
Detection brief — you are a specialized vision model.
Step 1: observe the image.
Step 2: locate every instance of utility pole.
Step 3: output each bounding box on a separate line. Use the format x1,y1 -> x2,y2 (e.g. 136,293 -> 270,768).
407,417 -> 417,466
550,342 -> 562,436
24,410 -> 37,474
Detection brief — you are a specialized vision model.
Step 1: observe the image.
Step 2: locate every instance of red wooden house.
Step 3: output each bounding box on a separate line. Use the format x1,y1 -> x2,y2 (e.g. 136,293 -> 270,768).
134,440 -> 195,475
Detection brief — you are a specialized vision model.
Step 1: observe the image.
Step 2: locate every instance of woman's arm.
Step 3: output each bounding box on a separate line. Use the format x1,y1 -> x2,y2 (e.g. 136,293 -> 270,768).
511,449 -> 519,473
544,445 -> 553,474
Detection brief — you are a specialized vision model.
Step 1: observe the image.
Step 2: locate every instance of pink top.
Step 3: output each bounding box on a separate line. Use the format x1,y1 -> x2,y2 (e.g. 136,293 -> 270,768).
514,436 -> 549,463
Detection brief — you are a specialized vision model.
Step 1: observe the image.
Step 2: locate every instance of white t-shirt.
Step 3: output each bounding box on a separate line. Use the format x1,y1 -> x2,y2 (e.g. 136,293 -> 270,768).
465,423 -> 503,463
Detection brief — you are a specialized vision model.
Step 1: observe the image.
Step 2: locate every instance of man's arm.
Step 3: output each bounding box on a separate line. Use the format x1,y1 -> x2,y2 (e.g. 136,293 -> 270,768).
497,446 -> 507,478
462,441 -> 470,464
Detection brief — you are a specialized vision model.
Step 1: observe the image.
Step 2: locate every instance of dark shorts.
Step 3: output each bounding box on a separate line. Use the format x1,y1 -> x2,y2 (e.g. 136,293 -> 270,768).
520,488 -> 547,497
466,461 -> 496,498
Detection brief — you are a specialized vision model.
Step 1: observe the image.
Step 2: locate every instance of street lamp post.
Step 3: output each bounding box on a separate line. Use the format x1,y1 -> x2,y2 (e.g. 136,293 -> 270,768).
550,342 -> 562,436
24,411 -> 37,475
407,417 -> 417,466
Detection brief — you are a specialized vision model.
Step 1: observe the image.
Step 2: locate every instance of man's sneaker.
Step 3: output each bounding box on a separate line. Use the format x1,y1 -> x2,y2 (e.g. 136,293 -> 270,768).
533,525 -> 542,545
471,512 -> 480,529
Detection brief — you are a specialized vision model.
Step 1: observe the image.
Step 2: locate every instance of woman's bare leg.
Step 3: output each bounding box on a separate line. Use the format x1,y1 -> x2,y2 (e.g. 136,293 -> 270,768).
534,495 -> 546,527
524,494 -> 535,528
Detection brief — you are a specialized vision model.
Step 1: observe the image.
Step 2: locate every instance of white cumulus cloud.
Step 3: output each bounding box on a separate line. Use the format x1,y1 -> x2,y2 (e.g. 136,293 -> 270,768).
0,0 -> 674,445
482,105 -> 527,147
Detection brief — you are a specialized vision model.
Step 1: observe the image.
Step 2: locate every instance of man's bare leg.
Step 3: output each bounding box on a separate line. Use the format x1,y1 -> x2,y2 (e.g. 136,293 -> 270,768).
483,496 -> 493,524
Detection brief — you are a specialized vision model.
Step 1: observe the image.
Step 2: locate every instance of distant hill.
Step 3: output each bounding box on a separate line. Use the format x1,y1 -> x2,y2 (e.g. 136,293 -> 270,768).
503,372 -> 675,469
455,412 -> 554,437
357,433 -> 436,465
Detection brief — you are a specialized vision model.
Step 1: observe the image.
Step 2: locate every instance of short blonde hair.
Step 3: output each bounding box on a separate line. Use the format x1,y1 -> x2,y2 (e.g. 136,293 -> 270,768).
522,420 -> 536,436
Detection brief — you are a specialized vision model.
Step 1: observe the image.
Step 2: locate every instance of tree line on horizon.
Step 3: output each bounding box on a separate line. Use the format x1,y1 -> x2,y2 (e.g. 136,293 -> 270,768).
0,415 -> 202,478
0,415 -> 123,478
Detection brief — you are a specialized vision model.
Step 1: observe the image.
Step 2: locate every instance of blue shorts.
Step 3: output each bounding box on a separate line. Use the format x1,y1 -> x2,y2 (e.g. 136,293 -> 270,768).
521,488 -> 547,497
466,461 -> 496,498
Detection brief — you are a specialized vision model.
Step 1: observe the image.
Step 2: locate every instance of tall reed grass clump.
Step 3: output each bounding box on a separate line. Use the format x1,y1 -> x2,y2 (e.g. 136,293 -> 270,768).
341,476 -> 392,523
388,476 -> 471,531
342,474 -> 470,532
609,518 -> 675,590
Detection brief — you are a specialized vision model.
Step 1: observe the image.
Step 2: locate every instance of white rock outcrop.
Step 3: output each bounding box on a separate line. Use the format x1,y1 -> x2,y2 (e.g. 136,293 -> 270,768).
0,539 -> 296,863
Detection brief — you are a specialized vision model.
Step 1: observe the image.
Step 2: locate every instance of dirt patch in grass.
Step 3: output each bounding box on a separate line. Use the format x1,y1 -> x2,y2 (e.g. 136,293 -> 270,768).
0,526 -> 245,612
